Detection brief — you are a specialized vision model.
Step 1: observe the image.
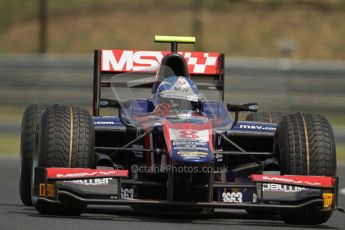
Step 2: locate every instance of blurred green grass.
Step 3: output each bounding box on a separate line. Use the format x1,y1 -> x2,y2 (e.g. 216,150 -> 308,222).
337,144 -> 345,163
2,0 -> 345,58
0,134 -> 19,156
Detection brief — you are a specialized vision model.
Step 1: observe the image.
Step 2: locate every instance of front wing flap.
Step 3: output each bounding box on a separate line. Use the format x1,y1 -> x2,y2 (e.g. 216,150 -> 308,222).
33,167 -> 128,202
33,167 -> 338,211
251,174 -> 338,210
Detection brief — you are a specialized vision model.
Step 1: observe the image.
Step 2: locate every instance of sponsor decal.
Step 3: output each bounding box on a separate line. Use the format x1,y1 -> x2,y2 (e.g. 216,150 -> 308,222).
249,105 -> 257,110
177,151 -> 207,158
132,144 -> 144,158
56,171 -> 118,178
222,192 -> 243,203
239,125 -> 276,131
94,121 -> 115,125
323,193 -> 333,208
174,78 -> 189,92
160,90 -> 198,102
178,78 -> 187,88
179,130 -> 200,139
262,183 -> 308,193
252,174 -> 335,188
171,139 -> 210,158
65,178 -> 113,186
159,78 -> 198,101
174,146 -> 208,151
169,129 -> 209,142
261,176 -> 321,186
100,50 -> 220,74
102,50 -> 163,72
176,113 -> 192,119
47,168 -> 128,179
121,188 -> 134,199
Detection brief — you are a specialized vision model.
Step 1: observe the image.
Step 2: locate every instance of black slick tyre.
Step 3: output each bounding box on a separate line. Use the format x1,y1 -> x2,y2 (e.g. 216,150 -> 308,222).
275,113 -> 336,225
19,104 -> 48,206
33,105 -> 95,216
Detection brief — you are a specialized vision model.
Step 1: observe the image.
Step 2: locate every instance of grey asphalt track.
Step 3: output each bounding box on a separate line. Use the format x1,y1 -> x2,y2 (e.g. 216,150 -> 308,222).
0,157 -> 344,230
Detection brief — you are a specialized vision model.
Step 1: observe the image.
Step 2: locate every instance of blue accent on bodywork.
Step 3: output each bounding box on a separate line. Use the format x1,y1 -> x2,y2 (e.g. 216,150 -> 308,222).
93,116 -> 125,129
233,121 -> 277,133
228,121 -> 277,137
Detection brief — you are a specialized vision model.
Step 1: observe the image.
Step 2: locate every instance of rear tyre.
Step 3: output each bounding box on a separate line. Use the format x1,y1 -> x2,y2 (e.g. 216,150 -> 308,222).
19,104 -> 48,206
275,113 -> 336,225
246,112 -> 289,123
34,105 -> 95,216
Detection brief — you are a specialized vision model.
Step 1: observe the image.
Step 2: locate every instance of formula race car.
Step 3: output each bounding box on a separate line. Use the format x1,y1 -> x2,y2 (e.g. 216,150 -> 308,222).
19,36 -> 341,225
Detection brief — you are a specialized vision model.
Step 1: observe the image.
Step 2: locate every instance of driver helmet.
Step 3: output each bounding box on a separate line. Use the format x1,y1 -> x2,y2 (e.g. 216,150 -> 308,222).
152,76 -> 199,111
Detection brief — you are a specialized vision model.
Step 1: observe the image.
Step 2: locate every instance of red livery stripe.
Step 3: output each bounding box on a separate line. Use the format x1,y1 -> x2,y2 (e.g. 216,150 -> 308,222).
251,174 -> 335,188
100,49 -> 221,75
46,168 -> 128,179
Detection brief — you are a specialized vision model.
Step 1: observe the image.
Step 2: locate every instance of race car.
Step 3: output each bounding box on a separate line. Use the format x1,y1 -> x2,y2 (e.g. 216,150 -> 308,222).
19,35 -> 341,225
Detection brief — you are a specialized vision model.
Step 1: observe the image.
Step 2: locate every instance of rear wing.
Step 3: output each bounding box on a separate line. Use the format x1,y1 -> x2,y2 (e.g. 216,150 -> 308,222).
93,49 -> 224,116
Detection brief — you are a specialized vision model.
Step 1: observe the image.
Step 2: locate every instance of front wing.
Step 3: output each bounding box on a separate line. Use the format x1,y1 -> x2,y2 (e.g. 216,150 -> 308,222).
33,167 -> 339,212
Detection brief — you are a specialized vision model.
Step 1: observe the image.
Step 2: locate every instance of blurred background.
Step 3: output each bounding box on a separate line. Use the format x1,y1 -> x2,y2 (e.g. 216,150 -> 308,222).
0,0 -> 344,161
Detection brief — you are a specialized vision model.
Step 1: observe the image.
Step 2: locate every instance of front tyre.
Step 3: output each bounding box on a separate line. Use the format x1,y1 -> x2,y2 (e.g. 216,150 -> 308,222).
19,104 -> 48,206
275,113 -> 336,225
33,105 -> 95,216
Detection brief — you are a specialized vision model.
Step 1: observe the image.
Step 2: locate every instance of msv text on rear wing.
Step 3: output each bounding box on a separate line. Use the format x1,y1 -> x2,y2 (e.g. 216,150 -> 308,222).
92,36 -> 224,116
